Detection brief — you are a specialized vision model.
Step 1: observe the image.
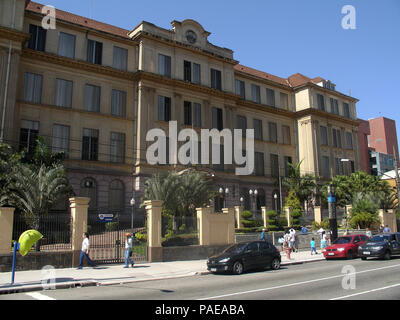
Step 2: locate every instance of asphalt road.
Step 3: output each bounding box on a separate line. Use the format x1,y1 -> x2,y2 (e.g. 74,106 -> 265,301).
2,257 -> 400,301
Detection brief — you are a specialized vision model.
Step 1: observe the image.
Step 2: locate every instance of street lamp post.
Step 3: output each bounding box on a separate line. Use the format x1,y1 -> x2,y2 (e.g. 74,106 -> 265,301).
130,197 -> 135,235
274,193 -> 278,212
249,189 -> 258,213
219,187 -> 229,209
328,184 -> 338,243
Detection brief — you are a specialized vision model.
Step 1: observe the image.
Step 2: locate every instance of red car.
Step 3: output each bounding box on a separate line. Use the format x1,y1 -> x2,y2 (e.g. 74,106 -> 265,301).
323,234 -> 370,259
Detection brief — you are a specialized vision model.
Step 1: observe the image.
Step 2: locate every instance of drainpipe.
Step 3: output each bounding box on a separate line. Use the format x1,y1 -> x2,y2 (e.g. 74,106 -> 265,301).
0,0 -> 17,143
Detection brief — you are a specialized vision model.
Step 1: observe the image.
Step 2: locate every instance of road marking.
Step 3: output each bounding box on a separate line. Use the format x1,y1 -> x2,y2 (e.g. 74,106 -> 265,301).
331,283 -> 400,300
198,263 -> 400,300
25,292 -> 56,300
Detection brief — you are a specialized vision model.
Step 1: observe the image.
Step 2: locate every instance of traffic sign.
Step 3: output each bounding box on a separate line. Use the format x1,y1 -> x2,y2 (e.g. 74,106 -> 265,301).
328,195 -> 336,203
98,213 -> 114,222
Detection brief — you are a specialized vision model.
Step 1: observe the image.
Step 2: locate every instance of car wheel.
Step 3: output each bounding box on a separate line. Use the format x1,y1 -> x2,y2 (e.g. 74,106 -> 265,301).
232,261 -> 244,275
346,250 -> 354,260
384,250 -> 391,260
270,258 -> 280,270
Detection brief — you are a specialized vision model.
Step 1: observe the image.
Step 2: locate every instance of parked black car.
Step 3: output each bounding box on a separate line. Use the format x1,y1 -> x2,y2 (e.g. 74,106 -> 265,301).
358,233 -> 400,260
207,241 -> 281,275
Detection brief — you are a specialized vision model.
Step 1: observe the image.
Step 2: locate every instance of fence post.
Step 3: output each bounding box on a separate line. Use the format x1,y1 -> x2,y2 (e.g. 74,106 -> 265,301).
234,206 -> 243,229
69,197 -> 90,267
314,206 -> 322,224
261,206 -> 268,229
144,200 -> 163,262
0,207 -> 15,254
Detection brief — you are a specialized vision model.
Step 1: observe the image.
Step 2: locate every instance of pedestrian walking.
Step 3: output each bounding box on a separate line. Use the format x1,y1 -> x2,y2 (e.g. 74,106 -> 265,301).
284,230 -> 291,259
260,228 -> 266,241
366,227 -> 372,238
320,231 -> 327,251
278,236 -> 284,252
124,233 -> 134,268
378,225 -> 384,233
383,225 -> 391,233
310,237 -> 318,255
77,232 -> 96,269
289,228 -> 297,252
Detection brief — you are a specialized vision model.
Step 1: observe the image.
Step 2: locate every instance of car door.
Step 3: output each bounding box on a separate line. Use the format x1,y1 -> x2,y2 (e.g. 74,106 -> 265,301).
243,242 -> 261,269
259,241 -> 273,266
393,234 -> 400,254
352,236 -> 362,256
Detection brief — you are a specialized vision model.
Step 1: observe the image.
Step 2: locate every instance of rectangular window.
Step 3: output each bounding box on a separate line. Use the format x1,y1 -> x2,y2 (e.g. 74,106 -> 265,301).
237,115 -> 247,137
251,84 -> 261,103
321,156 -> 330,178
111,89 -> 126,117
235,80 -> 245,99
87,39 -> 103,65
253,119 -> 263,140
193,103 -> 201,127
211,68 -> 222,90
346,132 -> 353,150
268,122 -> 277,143
332,128 -> 342,148
19,120 -> 39,154
58,32 -> 75,58
193,63 -> 201,84
255,152 -> 265,176
113,46 -> 128,71
270,154 -> 279,177
27,24 -> 46,51
158,54 -> 171,77
184,60 -> 191,82
82,128 -> 99,161
320,126 -> 328,146
110,132 -> 125,163
212,107 -> 223,131
330,98 -> 339,114
84,84 -> 101,112
280,92 -> 289,109
158,96 -> 171,122
282,125 -> 291,145
343,102 -> 350,118
266,88 -> 275,106
55,79 -> 73,108
23,72 -> 42,103
212,144 -> 224,172
184,101 -> 192,125
284,156 -> 293,177
52,124 -> 70,156
350,160 -> 355,173
317,94 -> 325,111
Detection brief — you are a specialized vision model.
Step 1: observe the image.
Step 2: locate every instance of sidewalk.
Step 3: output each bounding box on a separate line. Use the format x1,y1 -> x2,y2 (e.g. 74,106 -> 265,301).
0,250 -> 324,295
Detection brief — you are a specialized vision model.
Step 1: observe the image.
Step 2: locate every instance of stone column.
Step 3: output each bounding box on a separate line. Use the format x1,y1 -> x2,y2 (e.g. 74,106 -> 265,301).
261,206 -> 268,229
145,200 -> 163,262
70,197 -> 90,267
0,207 -> 15,254
234,206 -> 243,229
284,207 -> 292,227
314,206 -> 322,224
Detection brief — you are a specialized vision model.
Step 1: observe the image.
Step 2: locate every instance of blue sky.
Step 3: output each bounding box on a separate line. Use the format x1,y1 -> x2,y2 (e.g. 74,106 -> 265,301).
41,0 -> 400,140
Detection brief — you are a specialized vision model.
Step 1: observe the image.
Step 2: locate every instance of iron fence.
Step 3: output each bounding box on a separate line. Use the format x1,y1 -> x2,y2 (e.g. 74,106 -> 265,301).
162,214 -> 199,246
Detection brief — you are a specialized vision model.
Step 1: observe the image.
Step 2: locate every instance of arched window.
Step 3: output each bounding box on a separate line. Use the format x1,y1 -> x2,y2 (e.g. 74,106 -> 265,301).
109,179 -> 125,212
80,178 -> 97,210
239,187 -> 250,211
256,189 -> 266,211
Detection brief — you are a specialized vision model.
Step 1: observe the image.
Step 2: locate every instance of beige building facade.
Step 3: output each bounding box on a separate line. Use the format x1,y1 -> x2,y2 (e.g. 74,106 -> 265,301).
0,1 -> 361,219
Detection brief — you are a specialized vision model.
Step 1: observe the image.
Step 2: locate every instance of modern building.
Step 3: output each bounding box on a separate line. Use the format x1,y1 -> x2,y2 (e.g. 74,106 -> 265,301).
0,1 -> 361,218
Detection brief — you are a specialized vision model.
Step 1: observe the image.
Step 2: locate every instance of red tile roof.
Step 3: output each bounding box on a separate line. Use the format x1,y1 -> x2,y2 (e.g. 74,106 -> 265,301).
26,1 -> 130,39
234,64 -> 290,87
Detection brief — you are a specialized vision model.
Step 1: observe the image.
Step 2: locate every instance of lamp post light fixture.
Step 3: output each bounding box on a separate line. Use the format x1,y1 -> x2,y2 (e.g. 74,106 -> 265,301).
273,193 -> 278,212
219,187 -> 229,208
130,197 -> 135,235
249,189 -> 258,213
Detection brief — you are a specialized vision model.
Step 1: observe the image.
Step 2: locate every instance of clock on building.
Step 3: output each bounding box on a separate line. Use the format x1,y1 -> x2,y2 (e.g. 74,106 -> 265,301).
185,30 -> 197,44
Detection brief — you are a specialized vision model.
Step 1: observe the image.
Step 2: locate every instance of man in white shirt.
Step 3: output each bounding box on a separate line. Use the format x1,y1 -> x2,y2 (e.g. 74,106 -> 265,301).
77,232 -> 96,269
124,233 -> 134,268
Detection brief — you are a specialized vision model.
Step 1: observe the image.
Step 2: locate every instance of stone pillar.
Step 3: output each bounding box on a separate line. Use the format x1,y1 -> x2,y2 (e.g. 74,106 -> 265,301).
284,207 -> 292,227
70,197 -> 90,267
314,206 -> 322,224
234,206 -> 243,229
0,207 -> 15,254
379,209 -> 398,233
145,200 -> 163,262
197,206 -> 235,246
261,206 -> 268,229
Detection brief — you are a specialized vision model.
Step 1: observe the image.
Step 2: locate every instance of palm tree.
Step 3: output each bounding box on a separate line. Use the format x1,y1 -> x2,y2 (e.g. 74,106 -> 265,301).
9,163 -> 72,250
281,161 -> 317,208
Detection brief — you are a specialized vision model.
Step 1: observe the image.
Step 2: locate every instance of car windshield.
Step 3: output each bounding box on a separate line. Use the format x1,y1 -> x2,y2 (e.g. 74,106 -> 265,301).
223,243 -> 248,254
370,235 -> 390,242
333,237 -> 352,244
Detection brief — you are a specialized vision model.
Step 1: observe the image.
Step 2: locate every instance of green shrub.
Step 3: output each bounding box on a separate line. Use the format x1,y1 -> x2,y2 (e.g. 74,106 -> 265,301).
267,210 -> 279,231
312,218 -> 330,230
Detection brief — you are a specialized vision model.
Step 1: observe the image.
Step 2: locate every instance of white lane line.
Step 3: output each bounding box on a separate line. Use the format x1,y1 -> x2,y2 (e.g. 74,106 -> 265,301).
331,283 -> 400,300
25,291 -> 56,300
198,263 -> 400,300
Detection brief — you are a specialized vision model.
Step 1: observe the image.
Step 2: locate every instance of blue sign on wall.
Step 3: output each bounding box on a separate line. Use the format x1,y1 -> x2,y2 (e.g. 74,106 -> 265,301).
328,195 -> 336,203
98,213 -> 114,222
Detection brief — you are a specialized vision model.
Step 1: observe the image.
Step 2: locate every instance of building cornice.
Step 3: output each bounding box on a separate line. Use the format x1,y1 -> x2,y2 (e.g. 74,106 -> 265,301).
234,69 -> 291,91
236,99 -> 295,118
295,108 -> 361,126
21,48 -> 136,81
131,31 -> 239,66
0,25 -> 31,43
293,83 -> 359,103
